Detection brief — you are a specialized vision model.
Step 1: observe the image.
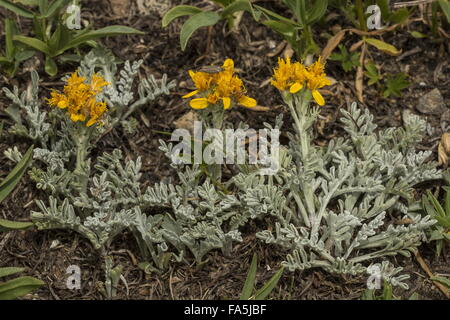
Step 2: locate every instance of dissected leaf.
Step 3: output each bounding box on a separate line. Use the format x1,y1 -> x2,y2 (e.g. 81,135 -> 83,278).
364,62 -> 382,85
383,73 -> 409,97
329,44 -> 360,72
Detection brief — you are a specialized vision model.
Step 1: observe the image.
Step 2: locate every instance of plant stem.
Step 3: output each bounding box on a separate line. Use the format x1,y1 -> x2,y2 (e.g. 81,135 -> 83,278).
355,0 -> 368,31
209,106 -> 225,182
73,124 -> 91,193
286,92 -> 318,227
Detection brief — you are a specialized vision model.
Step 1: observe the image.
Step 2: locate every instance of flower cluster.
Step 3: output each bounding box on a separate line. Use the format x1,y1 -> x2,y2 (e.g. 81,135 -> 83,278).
182,59 -> 257,110
271,57 -> 331,106
48,71 -> 109,127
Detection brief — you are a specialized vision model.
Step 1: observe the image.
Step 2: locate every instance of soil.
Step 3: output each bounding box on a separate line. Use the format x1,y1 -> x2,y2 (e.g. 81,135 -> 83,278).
0,0 -> 448,300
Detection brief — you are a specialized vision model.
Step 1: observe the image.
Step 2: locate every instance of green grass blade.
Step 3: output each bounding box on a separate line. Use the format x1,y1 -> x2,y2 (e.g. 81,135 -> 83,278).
13,35 -> 50,55
162,5 -> 203,27
0,276 -> 44,300
0,145 -> 34,203
64,26 -> 144,50
0,0 -> 34,18
240,253 -> 258,300
0,267 -> 25,278
0,218 -> 34,232
180,11 -> 221,51
254,267 -> 284,300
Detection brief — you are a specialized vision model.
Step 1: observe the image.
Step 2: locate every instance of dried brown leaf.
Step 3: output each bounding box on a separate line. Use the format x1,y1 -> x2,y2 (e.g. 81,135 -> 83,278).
349,40 -> 364,52
438,142 -> 448,167
321,30 -> 346,60
441,132 -> 450,154
355,44 -> 366,103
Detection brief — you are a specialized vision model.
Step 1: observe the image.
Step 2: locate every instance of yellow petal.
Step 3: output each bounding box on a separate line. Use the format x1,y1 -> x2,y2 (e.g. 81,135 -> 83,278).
222,97 -> 231,110
289,82 -> 303,93
91,73 -> 109,93
222,59 -> 234,71
70,113 -> 85,122
86,118 -> 97,127
238,96 -> 257,108
312,90 -> 325,106
57,99 -> 68,109
190,98 -> 209,109
182,90 -> 198,98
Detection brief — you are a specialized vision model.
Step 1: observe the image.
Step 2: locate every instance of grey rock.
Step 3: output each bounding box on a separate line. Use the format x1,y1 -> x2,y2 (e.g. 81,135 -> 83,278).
417,88 -> 446,115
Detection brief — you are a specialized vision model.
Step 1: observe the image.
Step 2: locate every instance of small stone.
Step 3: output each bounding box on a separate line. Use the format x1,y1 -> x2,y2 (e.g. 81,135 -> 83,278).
268,40 -> 277,49
173,111 -> 198,133
416,88 -> 446,115
252,27 -> 263,38
50,239 -> 60,249
441,110 -> 450,123
110,0 -> 131,17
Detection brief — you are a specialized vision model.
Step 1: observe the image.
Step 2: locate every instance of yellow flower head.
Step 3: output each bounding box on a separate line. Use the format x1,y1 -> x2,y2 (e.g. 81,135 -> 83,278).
183,58 -> 256,110
307,57 -> 326,76
271,57 -> 307,94
306,57 -> 331,106
271,56 -> 331,106
48,71 -> 109,127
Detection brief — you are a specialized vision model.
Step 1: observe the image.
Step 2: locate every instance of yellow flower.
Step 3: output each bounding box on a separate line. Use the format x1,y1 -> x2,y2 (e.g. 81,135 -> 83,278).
307,57 -> 326,75
183,58 -> 256,110
290,62 -> 308,93
86,101 -> 108,127
306,57 -> 331,106
47,71 -> 109,127
271,56 -> 331,106
182,70 -> 215,99
91,73 -> 109,93
307,74 -> 331,106
271,57 -> 294,91
66,71 -> 86,89
271,57 -> 307,94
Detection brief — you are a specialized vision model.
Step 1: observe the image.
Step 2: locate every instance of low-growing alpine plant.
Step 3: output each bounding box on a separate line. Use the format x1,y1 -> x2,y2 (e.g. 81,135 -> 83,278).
2,48 -> 175,293
250,57 -> 440,278
1,51 -> 442,294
